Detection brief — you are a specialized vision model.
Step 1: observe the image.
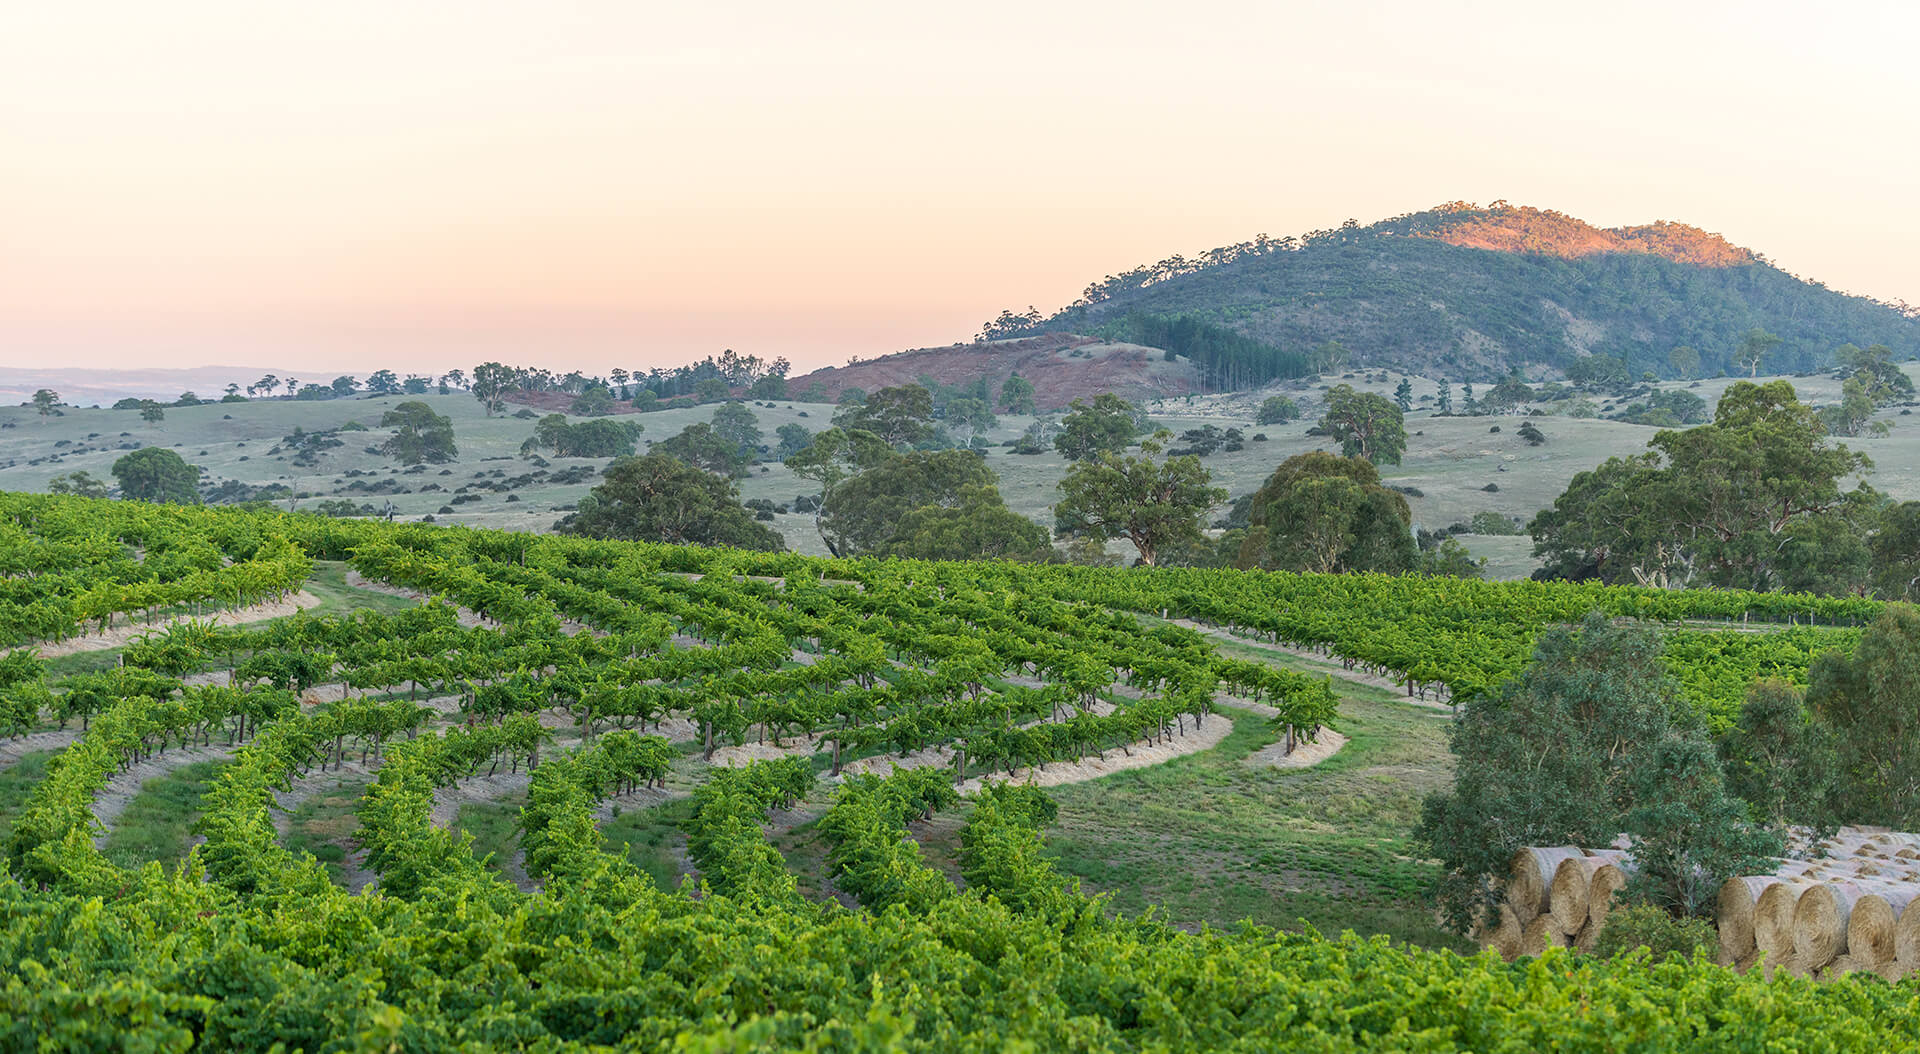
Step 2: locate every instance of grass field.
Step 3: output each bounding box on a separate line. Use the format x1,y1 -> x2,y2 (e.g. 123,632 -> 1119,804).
1009,629 -> 1465,947
100,759 -> 232,871
5,366 -> 1912,582
0,752 -> 53,846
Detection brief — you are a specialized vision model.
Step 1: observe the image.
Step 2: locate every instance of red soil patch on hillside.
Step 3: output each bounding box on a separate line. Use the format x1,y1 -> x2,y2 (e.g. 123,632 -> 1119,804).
1425,207 -> 1753,267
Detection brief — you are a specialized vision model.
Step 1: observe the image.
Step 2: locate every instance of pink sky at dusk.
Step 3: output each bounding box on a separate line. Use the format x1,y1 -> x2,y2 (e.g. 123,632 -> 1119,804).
3,1 -> 1917,377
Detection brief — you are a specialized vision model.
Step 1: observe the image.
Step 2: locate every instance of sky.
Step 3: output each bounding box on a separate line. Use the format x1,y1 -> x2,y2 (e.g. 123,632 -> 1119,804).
3,1 -> 1917,378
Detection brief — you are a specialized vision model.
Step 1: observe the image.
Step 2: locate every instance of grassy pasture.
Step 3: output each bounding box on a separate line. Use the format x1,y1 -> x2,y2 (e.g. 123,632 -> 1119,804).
3,365 -> 1913,580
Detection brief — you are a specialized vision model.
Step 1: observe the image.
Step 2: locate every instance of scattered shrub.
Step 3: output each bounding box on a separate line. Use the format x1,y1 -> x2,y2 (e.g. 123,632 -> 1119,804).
1590,905 -> 1716,963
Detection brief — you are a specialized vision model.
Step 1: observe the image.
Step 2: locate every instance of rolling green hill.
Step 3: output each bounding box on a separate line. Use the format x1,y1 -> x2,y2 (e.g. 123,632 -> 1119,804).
1012,202 -> 1920,383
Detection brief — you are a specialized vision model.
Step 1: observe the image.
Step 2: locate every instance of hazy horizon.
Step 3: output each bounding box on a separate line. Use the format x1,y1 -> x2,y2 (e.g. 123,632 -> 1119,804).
6,1 -> 1918,377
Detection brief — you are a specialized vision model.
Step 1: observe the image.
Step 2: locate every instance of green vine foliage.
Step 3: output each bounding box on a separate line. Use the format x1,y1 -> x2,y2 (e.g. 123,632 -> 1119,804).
0,493 -> 1912,1048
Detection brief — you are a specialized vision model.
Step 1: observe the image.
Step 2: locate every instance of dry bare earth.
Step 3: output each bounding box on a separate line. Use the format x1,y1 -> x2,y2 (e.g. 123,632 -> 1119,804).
0,729 -> 82,771
35,591 -> 323,658
954,714 -> 1235,795
1245,727 -> 1347,770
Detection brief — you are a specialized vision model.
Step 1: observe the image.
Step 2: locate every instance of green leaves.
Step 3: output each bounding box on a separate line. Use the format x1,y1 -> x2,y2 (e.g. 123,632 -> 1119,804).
1055,431 -> 1224,566
1317,384 -> 1408,466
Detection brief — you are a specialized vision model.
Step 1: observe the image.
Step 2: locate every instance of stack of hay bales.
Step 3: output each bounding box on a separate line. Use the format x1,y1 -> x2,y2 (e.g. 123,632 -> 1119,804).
1729,829 -> 1920,981
1483,827 -> 1920,981
1485,846 -> 1634,959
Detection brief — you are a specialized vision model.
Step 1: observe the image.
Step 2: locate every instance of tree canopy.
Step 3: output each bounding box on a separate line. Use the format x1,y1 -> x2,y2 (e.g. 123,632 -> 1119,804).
1053,394 -> 1143,462
47,470 -> 109,498
1418,615 -> 1778,929
832,384 -> 936,447
525,415 -> 643,459
569,386 -> 617,417
709,403 -> 763,462
875,483 -> 1051,562
819,449 -> 996,558
1315,385 -> 1407,465
997,373 -> 1036,414
654,423 -> 748,476
1255,395 -> 1298,425
1054,431 -> 1223,567
378,402 -> 458,465
1807,604 -> 1920,829
775,423 -> 814,460
1235,452 -> 1415,574
470,362 -> 515,416
554,452 -> 783,550
1530,381 -> 1876,592
784,427 -> 895,556
111,448 -> 199,504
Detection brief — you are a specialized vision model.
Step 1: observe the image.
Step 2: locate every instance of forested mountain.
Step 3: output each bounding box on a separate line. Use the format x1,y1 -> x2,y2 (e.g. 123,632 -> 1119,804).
987,203 -> 1920,382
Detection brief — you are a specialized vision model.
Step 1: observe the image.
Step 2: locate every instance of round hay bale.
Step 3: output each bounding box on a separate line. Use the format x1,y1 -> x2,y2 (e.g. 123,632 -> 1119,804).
1507,846 -> 1585,925
1717,876 -> 1776,964
1549,856 -> 1595,934
1895,896 -> 1920,966
1519,914 -> 1569,958
1488,903 -> 1523,961
1846,889 -> 1912,967
1754,881 -> 1814,962
1572,919 -> 1598,955
1734,950 -> 1760,973
1877,960 -> 1908,983
1794,881 -> 1887,969
1792,883 -> 1849,968
1827,954 -> 1867,977
1587,860 -> 1633,931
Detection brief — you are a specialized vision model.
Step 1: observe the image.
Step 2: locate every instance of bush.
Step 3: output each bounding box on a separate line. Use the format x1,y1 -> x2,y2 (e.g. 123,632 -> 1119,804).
1468,511 -> 1521,535
1255,395 -> 1299,425
1590,904 -> 1716,963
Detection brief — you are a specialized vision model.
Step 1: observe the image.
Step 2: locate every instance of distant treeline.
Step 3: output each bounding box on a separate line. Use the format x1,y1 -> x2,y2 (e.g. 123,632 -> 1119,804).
1098,314 -> 1313,391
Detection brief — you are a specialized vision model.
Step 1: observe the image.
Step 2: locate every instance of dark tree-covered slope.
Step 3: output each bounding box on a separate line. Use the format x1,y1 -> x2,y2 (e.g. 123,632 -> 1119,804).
1008,203 -> 1919,382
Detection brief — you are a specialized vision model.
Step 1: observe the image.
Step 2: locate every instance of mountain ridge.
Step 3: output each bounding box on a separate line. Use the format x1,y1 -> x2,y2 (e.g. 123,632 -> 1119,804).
980,202 -> 1918,382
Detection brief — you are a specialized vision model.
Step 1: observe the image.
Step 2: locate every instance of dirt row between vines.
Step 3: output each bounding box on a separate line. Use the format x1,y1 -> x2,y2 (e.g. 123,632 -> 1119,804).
1168,618 -> 1454,711
35,591 -> 324,658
